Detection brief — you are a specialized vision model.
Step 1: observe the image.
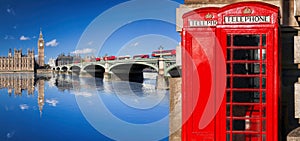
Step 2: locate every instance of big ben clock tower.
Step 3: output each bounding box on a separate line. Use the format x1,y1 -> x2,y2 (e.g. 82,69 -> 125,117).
37,29 -> 45,67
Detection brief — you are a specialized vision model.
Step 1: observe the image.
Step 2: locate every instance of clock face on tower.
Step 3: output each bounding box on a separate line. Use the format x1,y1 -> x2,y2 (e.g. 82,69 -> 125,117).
39,42 -> 43,47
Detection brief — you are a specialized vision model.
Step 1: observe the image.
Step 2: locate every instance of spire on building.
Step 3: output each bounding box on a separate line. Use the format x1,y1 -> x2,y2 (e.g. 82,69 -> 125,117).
8,48 -> 12,57
37,28 -> 45,67
39,28 -> 43,39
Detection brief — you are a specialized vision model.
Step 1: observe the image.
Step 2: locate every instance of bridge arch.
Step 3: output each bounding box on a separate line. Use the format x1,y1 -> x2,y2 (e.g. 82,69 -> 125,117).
56,67 -> 61,71
166,64 -> 181,77
109,62 -> 158,72
109,63 -> 158,83
83,64 -> 105,78
82,63 -> 105,70
70,66 -> 81,74
61,66 -> 68,72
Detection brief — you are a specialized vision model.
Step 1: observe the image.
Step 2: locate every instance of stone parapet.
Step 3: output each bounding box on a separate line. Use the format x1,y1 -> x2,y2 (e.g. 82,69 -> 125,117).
169,78 -> 182,141
288,127 -> 300,141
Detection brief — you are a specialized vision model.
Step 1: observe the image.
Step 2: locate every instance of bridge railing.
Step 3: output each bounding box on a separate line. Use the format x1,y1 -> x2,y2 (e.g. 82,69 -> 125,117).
54,57 -> 177,69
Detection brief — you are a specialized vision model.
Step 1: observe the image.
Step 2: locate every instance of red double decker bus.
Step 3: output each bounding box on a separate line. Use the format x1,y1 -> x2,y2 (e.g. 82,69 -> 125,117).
133,54 -> 149,59
151,49 -> 176,57
95,57 -> 101,61
103,56 -> 116,61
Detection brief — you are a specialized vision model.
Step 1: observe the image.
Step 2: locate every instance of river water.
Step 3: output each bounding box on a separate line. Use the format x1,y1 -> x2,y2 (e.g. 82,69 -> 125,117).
0,73 -> 169,141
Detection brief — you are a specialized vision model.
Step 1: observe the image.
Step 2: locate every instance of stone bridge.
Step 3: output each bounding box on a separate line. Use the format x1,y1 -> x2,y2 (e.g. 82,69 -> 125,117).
53,58 -> 181,89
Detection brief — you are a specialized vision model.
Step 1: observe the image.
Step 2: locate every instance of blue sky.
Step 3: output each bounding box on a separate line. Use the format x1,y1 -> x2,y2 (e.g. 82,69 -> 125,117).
0,0 -> 183,63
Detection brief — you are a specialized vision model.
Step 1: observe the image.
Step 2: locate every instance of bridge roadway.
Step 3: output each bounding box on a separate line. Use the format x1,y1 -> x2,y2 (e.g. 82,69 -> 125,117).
53,57 -> 181,89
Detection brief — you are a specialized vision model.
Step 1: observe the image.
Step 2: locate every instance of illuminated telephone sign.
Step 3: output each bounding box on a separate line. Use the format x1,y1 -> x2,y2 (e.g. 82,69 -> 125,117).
183,7 -> 219,28
182,2 -> 280,141
189,19 -> 218,27
224,15 -> 271,24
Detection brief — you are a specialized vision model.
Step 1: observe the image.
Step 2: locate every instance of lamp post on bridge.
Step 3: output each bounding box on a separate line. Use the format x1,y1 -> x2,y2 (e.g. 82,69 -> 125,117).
159,45 -> 164,59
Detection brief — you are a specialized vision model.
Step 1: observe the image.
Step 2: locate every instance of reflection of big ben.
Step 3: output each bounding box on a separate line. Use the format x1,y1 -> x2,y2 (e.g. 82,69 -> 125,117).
37,80 -> 45,116
37,29 -> 45,67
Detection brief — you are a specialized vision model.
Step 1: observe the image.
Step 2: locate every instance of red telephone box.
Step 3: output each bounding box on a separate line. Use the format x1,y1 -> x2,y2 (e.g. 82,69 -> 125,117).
181,2 -> 280,141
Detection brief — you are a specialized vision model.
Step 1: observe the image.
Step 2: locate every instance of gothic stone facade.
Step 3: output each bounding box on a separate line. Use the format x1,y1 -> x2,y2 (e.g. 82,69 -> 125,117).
0,49 -> 35,72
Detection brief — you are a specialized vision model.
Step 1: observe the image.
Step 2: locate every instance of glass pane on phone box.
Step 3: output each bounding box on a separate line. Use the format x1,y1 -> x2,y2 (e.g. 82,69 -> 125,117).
233,35 -> 260,46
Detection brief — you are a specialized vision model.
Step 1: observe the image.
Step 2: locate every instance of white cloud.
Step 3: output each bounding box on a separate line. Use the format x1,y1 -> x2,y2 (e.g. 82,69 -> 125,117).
6,131 -> 15,139
46,39 -> 59,47
87,41 -> 93,46
32,36 -> 36,39
71,48 -> 94,54
71,91 -> 92,98
132,42 -> 139,47
46,99 -> 59,107
20,35 -> 30,41
19,104 -> 29,111
6,8 -> 15,15
4,35 -> 14,40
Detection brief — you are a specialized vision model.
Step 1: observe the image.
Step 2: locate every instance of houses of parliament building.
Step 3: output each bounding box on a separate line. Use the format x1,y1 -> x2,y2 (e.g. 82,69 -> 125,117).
0,30 -> 45,72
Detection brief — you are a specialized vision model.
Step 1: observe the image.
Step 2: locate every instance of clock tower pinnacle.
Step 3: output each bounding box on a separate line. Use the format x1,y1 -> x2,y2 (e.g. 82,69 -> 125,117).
37,28 -> 45,67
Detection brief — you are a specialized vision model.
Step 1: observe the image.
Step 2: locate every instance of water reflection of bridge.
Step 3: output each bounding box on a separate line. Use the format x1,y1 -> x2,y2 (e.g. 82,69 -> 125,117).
54,57 -> 181,89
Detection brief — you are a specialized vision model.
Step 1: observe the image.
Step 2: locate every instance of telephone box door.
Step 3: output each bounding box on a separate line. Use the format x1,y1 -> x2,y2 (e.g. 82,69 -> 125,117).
182,29 -> 226,140
181,7 -> 226,141
216,2 -> 280,140
219,28 -> 278,141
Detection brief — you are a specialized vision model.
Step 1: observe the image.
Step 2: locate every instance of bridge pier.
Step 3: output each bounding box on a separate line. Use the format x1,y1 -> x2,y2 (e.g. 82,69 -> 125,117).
103,72 -> 111,81
103,62 -> 111,81
156,57 -> 168,89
